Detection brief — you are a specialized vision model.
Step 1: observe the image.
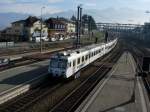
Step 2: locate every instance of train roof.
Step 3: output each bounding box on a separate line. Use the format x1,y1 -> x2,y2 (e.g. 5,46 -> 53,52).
56,43 -> 105,58
52,39 -> 117,59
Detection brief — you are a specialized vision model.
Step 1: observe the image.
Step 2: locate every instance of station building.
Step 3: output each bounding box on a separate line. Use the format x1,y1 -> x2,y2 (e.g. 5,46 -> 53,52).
45,18 -> 76,40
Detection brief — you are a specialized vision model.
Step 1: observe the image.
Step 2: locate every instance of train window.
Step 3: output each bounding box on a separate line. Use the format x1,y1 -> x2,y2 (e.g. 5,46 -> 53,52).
78,58 -> 80,64
73,60 -> 76,67
82,56 -> 84,62
85,55 -> 88,60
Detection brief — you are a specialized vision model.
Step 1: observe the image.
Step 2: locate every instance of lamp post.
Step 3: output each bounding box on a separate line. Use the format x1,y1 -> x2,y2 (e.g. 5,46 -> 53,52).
40,6 -> 45,53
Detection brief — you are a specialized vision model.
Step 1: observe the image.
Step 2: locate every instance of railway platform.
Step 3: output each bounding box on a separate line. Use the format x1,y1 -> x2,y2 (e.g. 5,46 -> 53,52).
0,60 -> 49,104
76,52 -> 150,112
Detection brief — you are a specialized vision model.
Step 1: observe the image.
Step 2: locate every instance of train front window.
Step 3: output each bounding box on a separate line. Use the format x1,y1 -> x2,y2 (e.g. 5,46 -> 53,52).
58,59 -> 67,69
50,58 -> 67,69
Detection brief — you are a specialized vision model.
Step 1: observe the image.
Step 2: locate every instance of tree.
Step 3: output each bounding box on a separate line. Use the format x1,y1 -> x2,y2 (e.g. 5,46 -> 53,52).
82,14 -> 97,30
71,15 -> 76,21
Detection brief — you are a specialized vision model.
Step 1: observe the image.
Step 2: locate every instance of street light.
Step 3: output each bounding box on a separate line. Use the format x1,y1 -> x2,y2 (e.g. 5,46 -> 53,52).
40,6 -> 45,53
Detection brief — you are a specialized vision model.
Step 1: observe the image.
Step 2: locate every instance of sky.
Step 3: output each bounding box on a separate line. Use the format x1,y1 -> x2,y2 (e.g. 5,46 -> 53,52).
0,0 -> 150,23
1,0 -> 150,15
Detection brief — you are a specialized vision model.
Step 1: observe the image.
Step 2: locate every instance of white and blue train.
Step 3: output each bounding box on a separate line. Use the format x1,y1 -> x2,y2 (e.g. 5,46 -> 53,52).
48,38 -> 118,78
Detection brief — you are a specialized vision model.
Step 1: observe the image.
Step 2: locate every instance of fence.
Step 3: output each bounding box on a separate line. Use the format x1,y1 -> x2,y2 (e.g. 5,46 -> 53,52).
0,42 -> 14,48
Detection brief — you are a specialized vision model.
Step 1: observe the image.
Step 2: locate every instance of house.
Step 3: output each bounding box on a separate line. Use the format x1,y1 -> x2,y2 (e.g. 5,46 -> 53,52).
1,16 -> 48,42
0,27 -> 16,41
25,16 -> 48,42
11,20 -> 26,41
45,18 -> 67,41
66,20 -> 76,38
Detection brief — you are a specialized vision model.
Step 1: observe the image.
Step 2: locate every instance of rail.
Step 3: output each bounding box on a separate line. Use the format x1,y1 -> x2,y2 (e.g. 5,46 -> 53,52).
50,46 -> 122,112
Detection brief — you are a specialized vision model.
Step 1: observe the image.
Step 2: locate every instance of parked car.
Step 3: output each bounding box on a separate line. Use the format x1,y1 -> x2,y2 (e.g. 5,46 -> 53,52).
51,37 -> 57,42
32,36 -> 49,42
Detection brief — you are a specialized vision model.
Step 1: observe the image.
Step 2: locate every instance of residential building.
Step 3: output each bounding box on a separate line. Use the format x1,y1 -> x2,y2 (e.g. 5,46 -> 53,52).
10,20 -> 26,41
66,20 -> 76,37
0,16 -> 48,42
0,27 -> 16,41
25,17 -> 48,41
45,18 -> 67,40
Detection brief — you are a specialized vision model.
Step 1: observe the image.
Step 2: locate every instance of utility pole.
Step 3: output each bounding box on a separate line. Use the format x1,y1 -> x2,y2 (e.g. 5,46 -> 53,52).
76,5 -> 82,48
40,7 -> 45,53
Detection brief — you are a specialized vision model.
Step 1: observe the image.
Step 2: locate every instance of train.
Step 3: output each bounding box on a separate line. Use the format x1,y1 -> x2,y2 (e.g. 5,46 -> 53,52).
48,38 -> 118,78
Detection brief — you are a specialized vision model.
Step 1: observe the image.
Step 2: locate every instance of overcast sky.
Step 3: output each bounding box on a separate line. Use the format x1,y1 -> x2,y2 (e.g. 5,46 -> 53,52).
0,0 -> 150,24
0,0 -> 150,14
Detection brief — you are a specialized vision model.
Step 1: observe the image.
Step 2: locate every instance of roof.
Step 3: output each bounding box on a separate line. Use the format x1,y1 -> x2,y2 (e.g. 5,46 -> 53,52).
45,18 -> 66,24
12,20 -> 25,24
46,17 -> 75,25
25,16 -> 39,27
1,27 -> 12,33
55,39 -> 117,59
57,43 -> 105,58
11,16 -> 39,27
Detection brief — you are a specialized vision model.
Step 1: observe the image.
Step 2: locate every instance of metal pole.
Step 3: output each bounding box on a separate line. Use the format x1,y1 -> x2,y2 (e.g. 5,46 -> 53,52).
40,7 -> 45,53
76,6 -> 80,48
88,16 -> 91,40
79,7 -> 82,45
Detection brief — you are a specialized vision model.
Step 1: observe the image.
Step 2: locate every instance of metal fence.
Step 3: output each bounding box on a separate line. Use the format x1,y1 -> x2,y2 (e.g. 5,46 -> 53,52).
0,42 -> 14,48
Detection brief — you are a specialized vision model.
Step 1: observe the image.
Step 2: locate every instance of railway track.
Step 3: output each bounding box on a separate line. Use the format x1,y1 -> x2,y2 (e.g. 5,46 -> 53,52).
49,45 -> 122,112
0,42 -> 93,72
0,42 -> 122,112
0,47 -> 72,72
126,41 -> 150,100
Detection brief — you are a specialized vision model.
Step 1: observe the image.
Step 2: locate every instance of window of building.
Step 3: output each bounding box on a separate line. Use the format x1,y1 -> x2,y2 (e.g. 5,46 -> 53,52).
55,24 -> 57,29
58,24 -> 60,29
15,30 -> 19,33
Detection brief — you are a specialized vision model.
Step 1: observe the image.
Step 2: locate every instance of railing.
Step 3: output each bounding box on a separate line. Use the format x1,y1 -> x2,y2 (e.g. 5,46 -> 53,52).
0,42 -> 14,48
